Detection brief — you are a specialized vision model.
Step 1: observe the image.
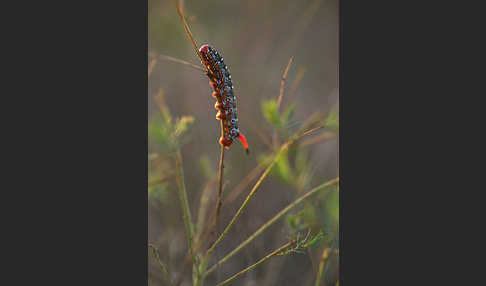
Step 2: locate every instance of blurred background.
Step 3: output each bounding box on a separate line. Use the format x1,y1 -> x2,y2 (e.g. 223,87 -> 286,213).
148,0 -> 338,285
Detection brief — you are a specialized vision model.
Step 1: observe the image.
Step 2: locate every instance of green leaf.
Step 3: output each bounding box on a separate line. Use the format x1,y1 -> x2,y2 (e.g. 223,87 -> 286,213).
301,203 -> 318,225
305,230 -> 324,247
148,183 -> 169,203
324,106 -> 339,132
286,213 -> 301,231
281,104 -> 296,127
273,149 -> 295,185
174,116 -> 195,137
261,99 -> 282,129
148,116 -> 171,147
160,105 -> 172,126
295,149 -> 308,174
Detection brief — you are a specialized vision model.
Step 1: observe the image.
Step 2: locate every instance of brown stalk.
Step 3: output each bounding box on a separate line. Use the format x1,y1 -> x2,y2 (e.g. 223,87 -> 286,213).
214,121 -> 226,229
300,131 -> 337,147
277,56 -> 294,110
173,0 -> 205,67
285,66 -> 307,107
151,53 -> 205,72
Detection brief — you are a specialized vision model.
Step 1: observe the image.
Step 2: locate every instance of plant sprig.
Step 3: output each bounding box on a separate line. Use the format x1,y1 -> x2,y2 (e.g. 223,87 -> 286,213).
278,230 -> 324,256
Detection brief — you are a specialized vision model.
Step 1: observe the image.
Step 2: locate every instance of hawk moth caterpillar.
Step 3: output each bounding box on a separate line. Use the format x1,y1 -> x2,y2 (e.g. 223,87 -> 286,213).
199,44 -> 249,154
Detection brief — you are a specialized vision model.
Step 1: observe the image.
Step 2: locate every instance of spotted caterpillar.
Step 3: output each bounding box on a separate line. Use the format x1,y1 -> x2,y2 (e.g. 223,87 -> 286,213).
199,44 -> 249,154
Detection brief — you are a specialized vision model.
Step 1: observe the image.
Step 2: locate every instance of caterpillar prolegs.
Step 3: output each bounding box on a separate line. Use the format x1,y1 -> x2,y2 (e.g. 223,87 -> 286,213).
199,44 -> 249,154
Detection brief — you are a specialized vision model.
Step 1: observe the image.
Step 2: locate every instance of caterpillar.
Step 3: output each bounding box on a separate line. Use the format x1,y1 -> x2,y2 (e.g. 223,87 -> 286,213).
199,44 -> 249,154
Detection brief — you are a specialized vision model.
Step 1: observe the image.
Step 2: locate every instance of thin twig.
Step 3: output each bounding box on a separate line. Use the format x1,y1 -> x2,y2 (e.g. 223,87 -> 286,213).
149,244 -> 173,286
151,53 -> 206,72
300,111 -> 325,133
277,56 -> 294,110
215,122 -> 226,229
302,125 -> 325,137
215,239 -> 297,286
206,177 -> 339,275
174,0 -> 205,67
285,66 -> 306,108
300,131 -> 336,147
209,122 -> 227,282
274,56 -> 294,148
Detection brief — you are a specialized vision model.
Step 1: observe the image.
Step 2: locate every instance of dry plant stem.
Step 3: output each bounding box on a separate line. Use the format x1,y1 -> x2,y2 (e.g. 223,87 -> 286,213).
149,244 -> 172,286
215,239 -> 296,286
301,131 -> 336,147
285,67 -> 306,108
301,111 -> 325,132
274,56 -> 293,148
154,54 -> 205,72
206,177 -> 339,275
174,0 -> 205,67
315,248 -> 332,286
277,56 -> 294,110
302,125 -> 325,137
215,123 -> 226,228
211,136 -> 226,282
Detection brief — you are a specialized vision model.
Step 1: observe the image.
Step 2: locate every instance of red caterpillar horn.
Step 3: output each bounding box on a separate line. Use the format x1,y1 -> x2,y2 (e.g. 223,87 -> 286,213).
237,133 -> 250,154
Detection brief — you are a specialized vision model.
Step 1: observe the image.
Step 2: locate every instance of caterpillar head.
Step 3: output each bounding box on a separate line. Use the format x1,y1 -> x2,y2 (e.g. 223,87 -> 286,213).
199,44 -> 210,53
